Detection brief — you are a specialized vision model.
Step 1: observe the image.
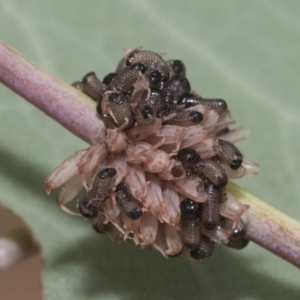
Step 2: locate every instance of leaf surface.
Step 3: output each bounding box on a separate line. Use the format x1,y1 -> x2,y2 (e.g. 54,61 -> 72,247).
0,1 -> 300,299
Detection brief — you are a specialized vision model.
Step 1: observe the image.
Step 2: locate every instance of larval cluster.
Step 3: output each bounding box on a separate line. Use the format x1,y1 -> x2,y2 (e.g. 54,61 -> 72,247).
45,48 -> 259,261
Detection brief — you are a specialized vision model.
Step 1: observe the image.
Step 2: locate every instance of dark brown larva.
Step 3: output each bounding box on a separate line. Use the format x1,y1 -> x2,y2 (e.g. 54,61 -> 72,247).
190,235 -> 215,260
78,168 -> 117,219
232,219 -> 247,237
134,89 -> 163,122
102,72 -> 117,85
217,139 -> 243,170
109,68 -> 141,95
177,148 -> 201,165
65,49 -> 255,262
98,112 -> 116,130
177,93 -> 227,114
115,182 -> 143,220
226,219 -> 249,249
107,93 -> 135,130
126,49 -> 162,67
177,148 -> 228,189
131,63 -> 147,73
92,212 -> 111,234
195,159 -> 228,187
80,72 -> 107,101
226,236 -> 249,249
199,98 -> 227,114
125,49 -> 169,82
167,59 -> 186,77
163,75 -> 191,103
217,185 -> 228,203
202,184 -> 220,230
163,110 -> 203,127
180,198 -> 202,250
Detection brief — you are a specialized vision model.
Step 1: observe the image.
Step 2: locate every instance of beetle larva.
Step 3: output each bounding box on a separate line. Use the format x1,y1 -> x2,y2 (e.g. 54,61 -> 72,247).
217,139 -> 243,170
125,49 -> 169,83
134,89 -> 163,122
46,48 -> 259,263
105,92 -> 135,130
195,159 -> 228,188
167,59 -> 186,77
78,72 -> 107,101
180,198 -> 202,250
177,93 -> 228,115
163,110 -> 203,127
202,184 -> 220,231
190,235 -> 215,260
78,168 -> 117,218
109,68 -> 141,95
115,182 -> 143,220
226,219 -> 249,249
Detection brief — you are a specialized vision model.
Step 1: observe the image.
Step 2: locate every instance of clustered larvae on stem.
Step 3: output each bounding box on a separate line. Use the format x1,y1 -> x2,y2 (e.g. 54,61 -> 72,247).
45,48 -> 259,261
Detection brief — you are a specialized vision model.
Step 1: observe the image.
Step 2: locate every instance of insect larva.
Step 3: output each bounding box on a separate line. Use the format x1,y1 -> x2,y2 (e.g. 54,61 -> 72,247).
167,59 -> 186,77
134,89 -> 163,122
177,93 -> 227,114
125,49 -> 169,82
107,92 -> 135,130
195,159 -> 228,187
163,110 -> 203,127
202,184 -> 220,230
109,68 -> 141,95
226,219 -> 249,249
115,182 -> 143,220
80,72 -> 107,101
78,168 -> 117,218
177,148 -> 227,187
102,72 -> 117,85
180,198 -> 201,250
217,139 -> 243,170
163,75 -> 191,105
189,235 -> 215,260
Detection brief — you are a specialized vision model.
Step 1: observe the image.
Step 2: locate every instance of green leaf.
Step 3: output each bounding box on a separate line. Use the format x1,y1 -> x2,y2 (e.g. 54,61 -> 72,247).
0,1 -> 300,299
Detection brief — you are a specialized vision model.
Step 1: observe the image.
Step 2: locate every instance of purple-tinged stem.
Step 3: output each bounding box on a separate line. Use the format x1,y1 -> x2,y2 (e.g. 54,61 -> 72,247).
0,40 -> 105,144
229,183 -> 300,268
1,40 -> 300,268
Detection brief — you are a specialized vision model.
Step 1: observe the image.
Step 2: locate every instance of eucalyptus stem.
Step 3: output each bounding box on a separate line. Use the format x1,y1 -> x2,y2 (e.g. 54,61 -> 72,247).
1,40 -> 299,268
0,40 -> 105,144
229,183 -> 300,268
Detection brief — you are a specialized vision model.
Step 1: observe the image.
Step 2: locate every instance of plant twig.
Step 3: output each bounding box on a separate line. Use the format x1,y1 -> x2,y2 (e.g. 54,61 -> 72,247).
0,40 -> 105,144
229,183 -> 300,268
1,40 -> 300,268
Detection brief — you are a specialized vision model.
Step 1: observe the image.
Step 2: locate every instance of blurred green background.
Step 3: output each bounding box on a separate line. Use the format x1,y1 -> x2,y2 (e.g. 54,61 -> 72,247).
0,1 -> 300,299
